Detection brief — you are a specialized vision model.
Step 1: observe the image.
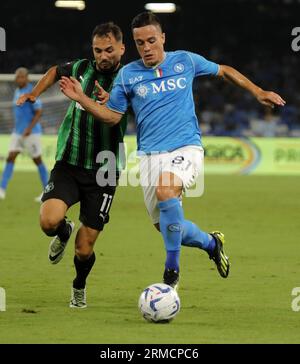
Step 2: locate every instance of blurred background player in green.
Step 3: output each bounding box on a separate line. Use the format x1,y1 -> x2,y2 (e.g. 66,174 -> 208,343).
0,67 -> 48,202
17,22 -> 128,308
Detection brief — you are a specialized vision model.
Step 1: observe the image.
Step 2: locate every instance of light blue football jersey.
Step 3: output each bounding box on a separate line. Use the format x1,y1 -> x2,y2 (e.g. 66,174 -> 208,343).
13,83 -> 42,135
106,51 -> 219,153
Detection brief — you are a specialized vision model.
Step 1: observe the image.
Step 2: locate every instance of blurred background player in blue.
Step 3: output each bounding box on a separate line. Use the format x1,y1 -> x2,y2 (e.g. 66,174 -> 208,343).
0,67 -> 48,201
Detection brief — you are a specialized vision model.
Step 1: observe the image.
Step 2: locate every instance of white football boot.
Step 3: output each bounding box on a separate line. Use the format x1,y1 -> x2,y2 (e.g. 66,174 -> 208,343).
48,220 -> 75,264
70,287 -> 87,308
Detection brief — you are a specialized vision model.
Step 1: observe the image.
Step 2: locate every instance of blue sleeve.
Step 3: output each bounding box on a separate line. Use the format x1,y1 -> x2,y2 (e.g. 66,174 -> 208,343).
106,69 -> 129,114
187,52 -> 219,77
32,97 -> 42,111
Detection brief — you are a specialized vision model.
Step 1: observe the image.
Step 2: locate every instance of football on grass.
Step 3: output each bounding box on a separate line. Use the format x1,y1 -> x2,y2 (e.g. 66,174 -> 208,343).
138,283 -> 180,323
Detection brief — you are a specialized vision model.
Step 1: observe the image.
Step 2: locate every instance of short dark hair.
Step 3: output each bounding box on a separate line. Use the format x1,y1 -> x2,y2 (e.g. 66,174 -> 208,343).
131,12 -> 162,31
92,22 -> 123,42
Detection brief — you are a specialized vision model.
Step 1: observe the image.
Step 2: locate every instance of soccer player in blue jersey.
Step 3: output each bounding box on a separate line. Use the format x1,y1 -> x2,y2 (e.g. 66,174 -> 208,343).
0,67 -> 48,201
60,12 -> 286,288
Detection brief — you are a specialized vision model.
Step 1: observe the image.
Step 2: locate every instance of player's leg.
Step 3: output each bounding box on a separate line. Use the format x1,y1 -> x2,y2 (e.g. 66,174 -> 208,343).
154,222 -> 216,254
156,171 -> 183,288
70,173 -> 117,308
140,154 -> 182,287
40,198 -> 75,264
70,225 -> 99,308
0,151 -> 19,199
40,198 -> 68,236
32,156 -> 49,188
176,147 -> 230,278
40,162 -> 79,263
32,155 -> 49,202
157,147 -> 229,278
25,134 -> 49,201
0,133 -> 23,199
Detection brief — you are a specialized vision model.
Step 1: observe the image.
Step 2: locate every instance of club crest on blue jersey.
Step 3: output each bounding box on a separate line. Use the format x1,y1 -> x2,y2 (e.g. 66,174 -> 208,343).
174,63 -> 185,73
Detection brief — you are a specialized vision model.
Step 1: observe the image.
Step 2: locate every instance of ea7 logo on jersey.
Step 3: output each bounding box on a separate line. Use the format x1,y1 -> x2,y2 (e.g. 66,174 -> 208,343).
129,75 -> 143,84
152,77 -> 187,94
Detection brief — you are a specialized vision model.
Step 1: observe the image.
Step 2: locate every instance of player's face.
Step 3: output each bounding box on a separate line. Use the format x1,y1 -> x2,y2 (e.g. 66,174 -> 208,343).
15,73 -> 28,88
92,34 -> 125,72
133,25 -> 165,67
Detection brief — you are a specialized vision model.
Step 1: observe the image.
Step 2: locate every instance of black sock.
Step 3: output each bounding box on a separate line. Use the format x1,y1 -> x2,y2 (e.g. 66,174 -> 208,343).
56,219 -> 71,242
73,252 -> 96,289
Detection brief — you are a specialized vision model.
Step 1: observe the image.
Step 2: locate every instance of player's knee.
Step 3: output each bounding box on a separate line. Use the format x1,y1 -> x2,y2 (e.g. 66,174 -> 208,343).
40,215 -> 61,236
75,230 -> 97,258
33,156 -> 42,165
156,185 -> 179,201
7,155 -> 16,163
156,185 -> 167,201
75,245 -> 94,260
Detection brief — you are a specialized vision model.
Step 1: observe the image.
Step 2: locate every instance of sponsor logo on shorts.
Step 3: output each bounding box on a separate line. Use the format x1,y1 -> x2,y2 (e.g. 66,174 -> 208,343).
44,182 -> 54,193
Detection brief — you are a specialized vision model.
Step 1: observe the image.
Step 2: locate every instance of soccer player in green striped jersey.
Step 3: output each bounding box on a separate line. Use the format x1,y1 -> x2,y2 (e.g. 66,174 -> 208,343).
17,22 -> 127,308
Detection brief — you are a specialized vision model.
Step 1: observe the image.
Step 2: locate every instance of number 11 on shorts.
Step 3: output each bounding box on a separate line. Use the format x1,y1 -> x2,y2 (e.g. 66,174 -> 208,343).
100,193 -> 113,214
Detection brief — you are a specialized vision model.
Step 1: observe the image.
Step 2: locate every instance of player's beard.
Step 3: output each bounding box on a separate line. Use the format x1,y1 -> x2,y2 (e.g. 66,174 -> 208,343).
97,60 -> 117,73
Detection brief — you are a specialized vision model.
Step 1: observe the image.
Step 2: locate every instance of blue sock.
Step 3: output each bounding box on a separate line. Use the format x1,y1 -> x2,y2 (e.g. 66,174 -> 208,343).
165,250 -> 180,273
158,198 -> 184,272
0,162 -> 14,190
37,163 -> 49,188
182,220 -> 216,255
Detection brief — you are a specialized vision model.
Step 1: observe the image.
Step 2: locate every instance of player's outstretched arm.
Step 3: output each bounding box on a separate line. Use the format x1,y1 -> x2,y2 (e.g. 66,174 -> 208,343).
59,76 -> 122,126
16,66 -> 58,105
217,65 -> 286,108
23,109 -> 42,137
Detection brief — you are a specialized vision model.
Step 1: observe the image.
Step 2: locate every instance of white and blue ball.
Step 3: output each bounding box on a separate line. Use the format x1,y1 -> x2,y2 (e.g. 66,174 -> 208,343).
138,283 -> 180,323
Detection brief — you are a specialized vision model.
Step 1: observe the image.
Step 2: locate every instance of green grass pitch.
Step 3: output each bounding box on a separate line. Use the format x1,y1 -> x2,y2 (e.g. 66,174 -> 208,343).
0,172 -> 299,343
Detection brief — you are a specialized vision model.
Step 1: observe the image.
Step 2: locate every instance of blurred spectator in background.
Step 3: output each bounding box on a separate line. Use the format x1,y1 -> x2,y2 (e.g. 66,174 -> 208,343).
250,106 -> 281,137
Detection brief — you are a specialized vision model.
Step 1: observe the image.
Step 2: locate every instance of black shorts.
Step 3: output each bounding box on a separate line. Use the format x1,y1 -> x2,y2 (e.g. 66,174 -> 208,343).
41,161 -> 117,231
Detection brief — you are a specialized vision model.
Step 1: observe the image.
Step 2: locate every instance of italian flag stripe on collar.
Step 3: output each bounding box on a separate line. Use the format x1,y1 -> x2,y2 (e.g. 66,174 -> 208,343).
154,68 -> 163,78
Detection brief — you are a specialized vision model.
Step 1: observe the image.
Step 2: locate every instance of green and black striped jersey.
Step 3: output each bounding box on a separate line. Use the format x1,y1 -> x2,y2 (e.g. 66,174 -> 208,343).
55,59 -> 127,171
